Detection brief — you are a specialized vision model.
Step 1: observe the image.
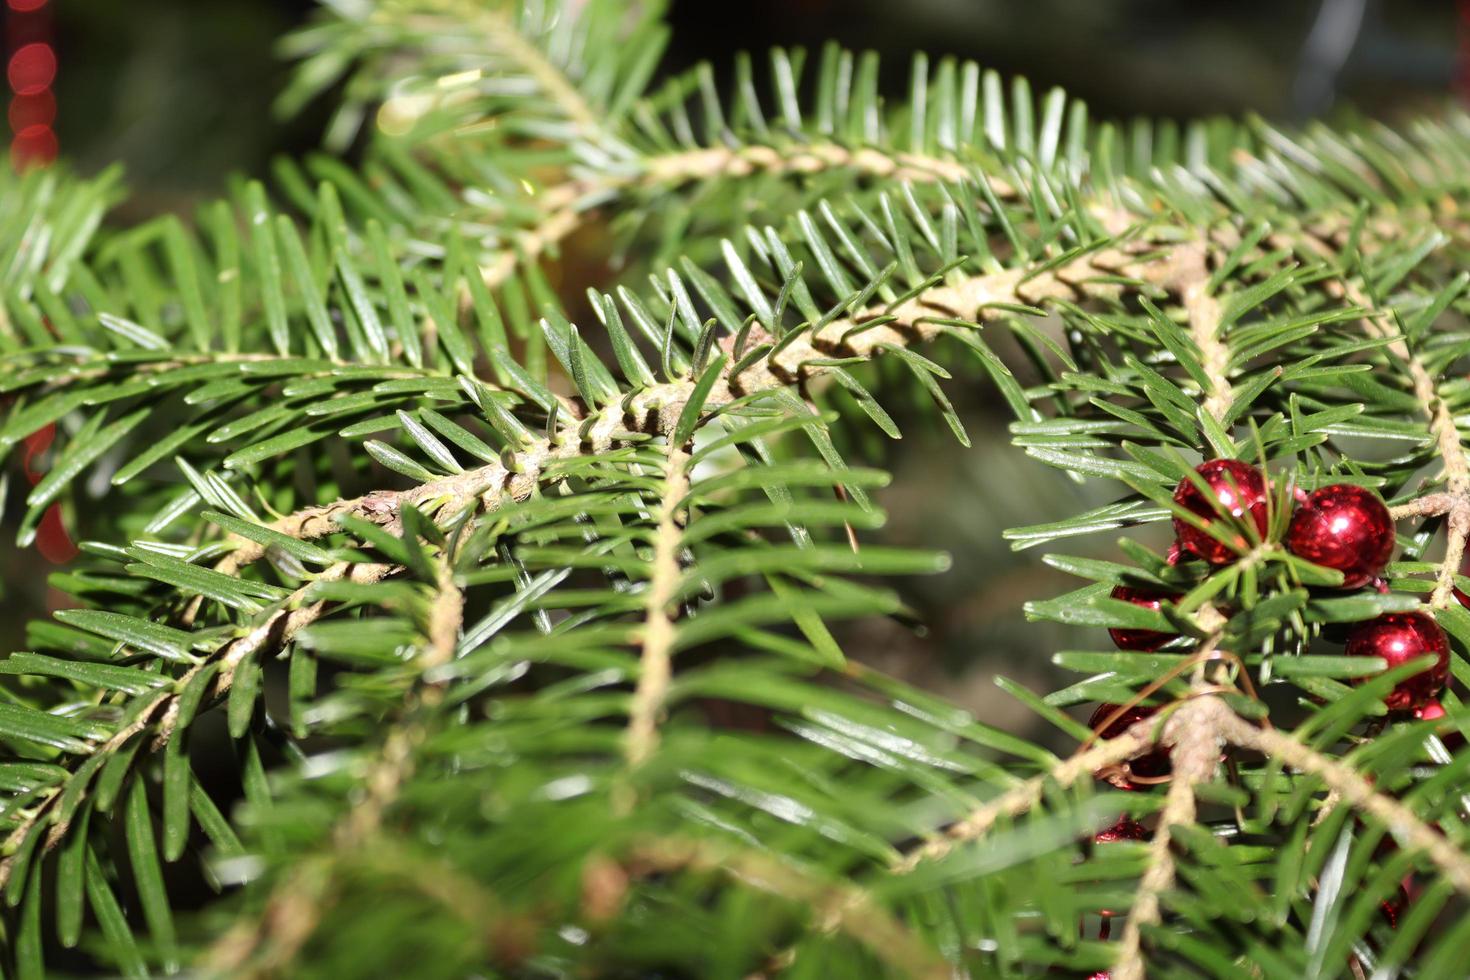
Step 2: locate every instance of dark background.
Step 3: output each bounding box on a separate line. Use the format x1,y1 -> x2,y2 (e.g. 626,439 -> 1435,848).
3,0 -> 1465,724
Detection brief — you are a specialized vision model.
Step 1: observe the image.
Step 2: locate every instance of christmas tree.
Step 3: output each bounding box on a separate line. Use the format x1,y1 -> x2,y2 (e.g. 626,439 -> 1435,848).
3,2 -> 1470,976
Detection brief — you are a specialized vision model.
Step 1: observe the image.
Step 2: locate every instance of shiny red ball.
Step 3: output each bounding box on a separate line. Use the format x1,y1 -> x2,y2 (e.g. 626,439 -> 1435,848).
1108,584 -> 1179,651
1416,699 -> 1448,722
1173,459 -> 1270,565
1093,816 -> 1149,844
1285,484 -> 1395,589
1089,703 -> 1171,788
1345,612 -> 1450,711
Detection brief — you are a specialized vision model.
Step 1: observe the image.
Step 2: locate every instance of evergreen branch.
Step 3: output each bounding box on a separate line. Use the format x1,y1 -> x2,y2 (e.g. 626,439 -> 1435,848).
892,718 -> 1154,872
1112,694 -> 1231,980
477,4 -> 600,134
476,142 -> 1004,293
0,562 -> 390,891
1285,231 -> 1470,607
623,837 -> 951,980
203,555 -> 460,976
1220,711 -> 1470,896
624,445 -> 690,767
219,239 -> 1177,574
1178,242 -> 1232,424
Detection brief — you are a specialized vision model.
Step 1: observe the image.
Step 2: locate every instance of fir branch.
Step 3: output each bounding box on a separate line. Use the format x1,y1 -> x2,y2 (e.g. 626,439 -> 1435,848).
624,445 -> 690,767
203,555 -> 460,975
892,717 -> 1155,872
476,142 -> 1006,293
477,4 -> 601,135
1220,711 -> 1470,896
623,837 -> 951,980
224,239 -> 1179,575
1112,694 -> 1231,980
1177,242 -> 1232,424
0,561 -> 389,891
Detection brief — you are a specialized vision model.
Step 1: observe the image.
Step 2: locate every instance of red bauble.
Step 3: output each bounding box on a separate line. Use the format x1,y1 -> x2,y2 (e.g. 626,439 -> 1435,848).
1414,698 -> 1466,752
1089,703 -> 1171,788
1108,584 -> 1179,651
1415,699 -> 1447,722
1093,816 -> 1149,844
1172,460 -> 1270,565
1285,484 -> 1395,589
1345,612 -> 1450,711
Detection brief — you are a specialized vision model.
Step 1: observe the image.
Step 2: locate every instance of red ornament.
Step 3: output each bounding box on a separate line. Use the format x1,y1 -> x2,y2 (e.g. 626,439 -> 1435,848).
1345,612 -> 1450,711
1108,584 -> 1179,651
1172,460 -> 1270,565
1416,699 -> 1448,722
1379,880 -> 1411,928
1285,484 -> 1395,589
1093,816 -> 1149,844
1414,698 -> 1466,752
1089,703 -> 1171,789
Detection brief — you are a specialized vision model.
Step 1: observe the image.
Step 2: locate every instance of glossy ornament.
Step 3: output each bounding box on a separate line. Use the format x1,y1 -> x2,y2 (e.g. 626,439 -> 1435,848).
1089,703 -> 1171,789
1345,612 -> 1450,711
1107,584 -> 1179,651
1093,817 -> 1148,844
1413,698 -> 1466,752
1173,460 -> 1270,565
1285,484 -> 1395,589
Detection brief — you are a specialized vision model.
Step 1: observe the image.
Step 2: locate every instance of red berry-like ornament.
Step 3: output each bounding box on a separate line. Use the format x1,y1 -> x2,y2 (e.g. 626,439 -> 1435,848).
1414,698 -> 1466,752
1089,703 -> 1171,789
1285,484 -> 1395,589
1173,460 -> 1269,565
1093,816 -> 1149,844
1108,584 -> 1179,651
1345,612 -> 1450,711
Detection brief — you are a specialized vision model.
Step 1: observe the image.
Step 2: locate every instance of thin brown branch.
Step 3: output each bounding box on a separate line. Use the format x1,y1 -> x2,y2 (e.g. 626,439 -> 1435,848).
1177,242 -> 1232,424
624,445 -> 690,768
1112,695 -> 1230,980
1221,712 -> 1470,895
892,716 -> 1157,873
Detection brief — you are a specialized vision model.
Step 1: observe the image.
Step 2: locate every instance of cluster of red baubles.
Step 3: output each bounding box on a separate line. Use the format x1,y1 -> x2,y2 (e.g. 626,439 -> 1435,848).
1079,460 -> 1452,966
1104,459 -> 1449,713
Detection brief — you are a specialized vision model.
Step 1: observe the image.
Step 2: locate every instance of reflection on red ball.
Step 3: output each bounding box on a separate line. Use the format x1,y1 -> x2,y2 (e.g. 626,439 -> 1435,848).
1108,584 -> 1179,651
1285,484 -> 1395,589
1089,703 -> 1171,788
1345,612 -> 1450,711
1173,460 -> 1269,565
1414,698 -> 1466,752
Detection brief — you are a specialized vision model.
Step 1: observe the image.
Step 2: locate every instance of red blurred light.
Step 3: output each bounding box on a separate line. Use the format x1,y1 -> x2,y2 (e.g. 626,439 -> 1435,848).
7,89 -> 54,131
7,42 -> 55,96
11,123 -> 57,166
6,0 -> 50,11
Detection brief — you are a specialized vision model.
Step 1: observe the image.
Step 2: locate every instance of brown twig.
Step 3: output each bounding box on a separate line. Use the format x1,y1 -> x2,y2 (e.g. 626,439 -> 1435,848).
624,445 -> 690,767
